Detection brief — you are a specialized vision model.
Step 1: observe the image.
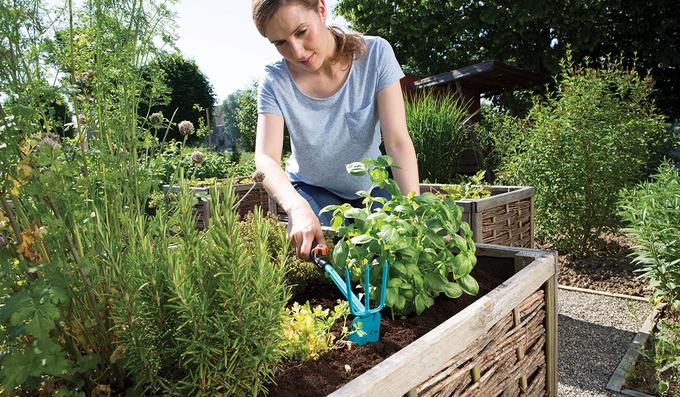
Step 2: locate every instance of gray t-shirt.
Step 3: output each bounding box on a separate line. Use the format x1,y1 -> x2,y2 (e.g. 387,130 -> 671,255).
257,36 -> 405,199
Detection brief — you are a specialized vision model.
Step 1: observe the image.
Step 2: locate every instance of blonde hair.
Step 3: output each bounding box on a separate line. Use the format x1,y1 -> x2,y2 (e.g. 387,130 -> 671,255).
252,0 -> 367,62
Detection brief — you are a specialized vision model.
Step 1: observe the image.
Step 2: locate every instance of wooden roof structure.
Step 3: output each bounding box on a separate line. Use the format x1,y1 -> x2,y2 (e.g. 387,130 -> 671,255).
413,60 -> 545,94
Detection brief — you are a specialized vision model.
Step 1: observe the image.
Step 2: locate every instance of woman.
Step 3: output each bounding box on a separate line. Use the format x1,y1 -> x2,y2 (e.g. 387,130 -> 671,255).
252,0 -> 419,259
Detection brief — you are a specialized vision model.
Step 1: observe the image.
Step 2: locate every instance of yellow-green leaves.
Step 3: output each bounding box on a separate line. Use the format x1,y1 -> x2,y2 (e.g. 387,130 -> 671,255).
439,171 -> 492,200
279,300 -> 350,362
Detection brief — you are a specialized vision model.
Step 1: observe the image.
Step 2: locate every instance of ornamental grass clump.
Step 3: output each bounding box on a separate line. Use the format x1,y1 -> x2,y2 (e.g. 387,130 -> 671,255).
323,156 -> 478,318
405,92 -> 473,183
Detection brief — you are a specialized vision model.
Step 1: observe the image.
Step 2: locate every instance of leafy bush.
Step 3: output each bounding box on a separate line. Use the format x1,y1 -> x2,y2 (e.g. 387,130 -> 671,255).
476,104 -> 525,181
618,162 -> 680,308
323,156 -> 478,318
497,53 -> 674,254
405,92 -> 473,183
234,82 -> 291,154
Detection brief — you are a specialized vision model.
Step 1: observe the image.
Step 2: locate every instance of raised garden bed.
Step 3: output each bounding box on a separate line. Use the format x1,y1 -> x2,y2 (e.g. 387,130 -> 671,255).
421,185 -> 535,248
170,182 -> 534,249
269,243 -> 557,397
163,177 -> 276,229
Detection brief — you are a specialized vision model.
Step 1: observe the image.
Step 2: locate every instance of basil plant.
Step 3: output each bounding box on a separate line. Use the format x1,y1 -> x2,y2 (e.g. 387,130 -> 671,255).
322,155 -> 478,318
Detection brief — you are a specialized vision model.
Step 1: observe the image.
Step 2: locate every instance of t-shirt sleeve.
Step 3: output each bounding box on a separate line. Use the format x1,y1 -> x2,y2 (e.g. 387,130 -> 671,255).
376,37 -> 405,93
257,69 -> 283,116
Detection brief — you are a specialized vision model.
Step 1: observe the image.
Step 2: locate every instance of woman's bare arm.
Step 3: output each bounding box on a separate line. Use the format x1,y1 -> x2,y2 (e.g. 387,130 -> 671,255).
377,81 -> 420,194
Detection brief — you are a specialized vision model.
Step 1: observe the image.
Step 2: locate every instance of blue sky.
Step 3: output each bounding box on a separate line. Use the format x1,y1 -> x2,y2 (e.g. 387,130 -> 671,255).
173,0 -> 345,102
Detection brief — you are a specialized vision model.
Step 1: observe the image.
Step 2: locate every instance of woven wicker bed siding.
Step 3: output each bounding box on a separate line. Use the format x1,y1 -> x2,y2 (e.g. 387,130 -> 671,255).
416,290 -> 546,397
480,197 -> 533,247
420,185 -> 535,248
232,183 -> 275,218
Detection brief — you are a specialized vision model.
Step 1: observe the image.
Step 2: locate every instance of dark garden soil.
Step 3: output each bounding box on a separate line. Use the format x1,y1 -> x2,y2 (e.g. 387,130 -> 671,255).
266,256 -> 513,397
542,233 -> 650,298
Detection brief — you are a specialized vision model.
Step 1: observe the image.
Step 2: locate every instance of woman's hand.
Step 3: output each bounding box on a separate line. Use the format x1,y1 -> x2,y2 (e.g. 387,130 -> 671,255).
287,203 -> 326,260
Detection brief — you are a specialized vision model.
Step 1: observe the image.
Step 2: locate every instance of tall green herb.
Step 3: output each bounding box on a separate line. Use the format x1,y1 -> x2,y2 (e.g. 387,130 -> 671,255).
111,187 -> 291,396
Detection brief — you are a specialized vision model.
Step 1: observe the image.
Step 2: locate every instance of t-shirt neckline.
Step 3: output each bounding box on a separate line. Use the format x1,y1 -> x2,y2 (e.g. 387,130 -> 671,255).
284,58 -> 354,101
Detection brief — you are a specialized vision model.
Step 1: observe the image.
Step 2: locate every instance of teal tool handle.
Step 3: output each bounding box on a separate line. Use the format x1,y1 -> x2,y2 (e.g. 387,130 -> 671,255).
311,244 -> 365,312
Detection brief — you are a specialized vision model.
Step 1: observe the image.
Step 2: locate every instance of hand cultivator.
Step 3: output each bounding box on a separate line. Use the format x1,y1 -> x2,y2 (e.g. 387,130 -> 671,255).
311,244 -> 388,346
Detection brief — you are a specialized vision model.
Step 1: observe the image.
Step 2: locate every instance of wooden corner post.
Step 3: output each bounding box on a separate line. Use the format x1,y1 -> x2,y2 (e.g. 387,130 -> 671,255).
544,252 -> 558,396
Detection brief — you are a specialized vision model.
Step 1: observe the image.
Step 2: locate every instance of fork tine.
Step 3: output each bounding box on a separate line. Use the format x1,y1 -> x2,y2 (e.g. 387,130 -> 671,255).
364,263 -> 371,309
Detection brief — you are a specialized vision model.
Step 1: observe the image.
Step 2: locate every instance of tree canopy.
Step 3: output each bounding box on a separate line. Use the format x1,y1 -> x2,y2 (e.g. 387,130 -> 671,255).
220,90 -> 242,149
141,53 -> 215,143
335,0 -> 679,118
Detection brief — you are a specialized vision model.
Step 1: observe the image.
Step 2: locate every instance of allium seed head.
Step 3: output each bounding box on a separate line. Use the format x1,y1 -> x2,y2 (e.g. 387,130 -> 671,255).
36,131 -> 61,150
178,120 -> 194,136
149,112 -> 163,125
252,170 -> 265,183
191,151 -> 205,164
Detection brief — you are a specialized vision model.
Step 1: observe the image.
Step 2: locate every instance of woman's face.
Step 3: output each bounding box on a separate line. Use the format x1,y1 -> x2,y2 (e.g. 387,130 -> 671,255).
264,1 -> 332,73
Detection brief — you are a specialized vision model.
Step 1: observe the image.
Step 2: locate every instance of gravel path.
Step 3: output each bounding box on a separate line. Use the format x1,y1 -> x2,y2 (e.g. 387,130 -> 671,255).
558,288 -> 652,397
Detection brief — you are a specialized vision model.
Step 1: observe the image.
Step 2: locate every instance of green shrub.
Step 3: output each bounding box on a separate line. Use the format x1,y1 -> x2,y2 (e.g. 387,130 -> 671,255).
618,162 -> 680,308
476,104 -> 525,180
405,92 -> 472,183
497,53 -> 674,254
236,82 -> 258,152
234,82 -> 291,154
